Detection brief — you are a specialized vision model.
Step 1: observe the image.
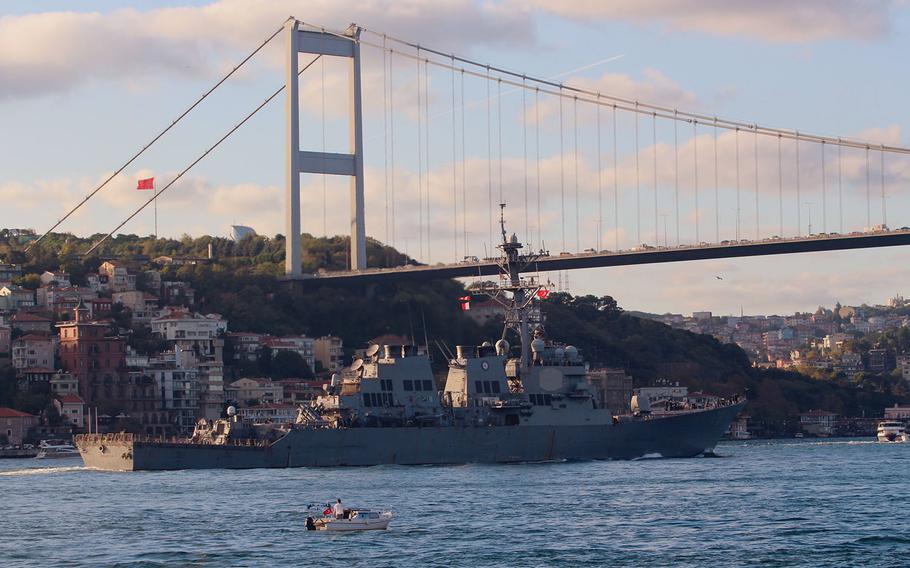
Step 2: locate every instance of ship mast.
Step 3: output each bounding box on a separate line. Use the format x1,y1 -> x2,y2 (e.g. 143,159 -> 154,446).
478,204 -> 546,375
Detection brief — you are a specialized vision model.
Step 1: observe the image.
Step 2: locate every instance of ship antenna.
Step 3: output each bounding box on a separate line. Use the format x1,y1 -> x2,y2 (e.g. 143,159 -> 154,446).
499,202 -> 508,248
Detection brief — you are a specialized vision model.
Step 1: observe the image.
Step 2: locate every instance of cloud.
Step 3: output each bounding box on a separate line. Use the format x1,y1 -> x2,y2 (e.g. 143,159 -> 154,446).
528,0 -> 894,43
0,0 -> 534,100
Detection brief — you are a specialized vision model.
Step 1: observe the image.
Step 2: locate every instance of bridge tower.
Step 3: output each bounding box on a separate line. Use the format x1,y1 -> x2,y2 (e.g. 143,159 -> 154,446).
285,20 -> 367,276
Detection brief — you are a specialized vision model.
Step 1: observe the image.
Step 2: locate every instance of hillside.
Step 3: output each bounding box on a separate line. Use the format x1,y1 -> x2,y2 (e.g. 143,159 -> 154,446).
3,230 -> 908,434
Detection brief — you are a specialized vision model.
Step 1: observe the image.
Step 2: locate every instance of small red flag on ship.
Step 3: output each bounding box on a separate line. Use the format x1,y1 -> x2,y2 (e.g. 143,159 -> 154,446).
137,177 -> 155,190
536,288 -> 550,300
459,295 -> 471,311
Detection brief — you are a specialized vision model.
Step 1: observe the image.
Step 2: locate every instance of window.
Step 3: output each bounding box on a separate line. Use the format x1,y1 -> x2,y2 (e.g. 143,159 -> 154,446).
475,380 -> 484,394
362,393 -> 371,407
422,380 -> 433,392
490,381 -> 501,394
403,380 -> 413,391
380,379 -> 393,392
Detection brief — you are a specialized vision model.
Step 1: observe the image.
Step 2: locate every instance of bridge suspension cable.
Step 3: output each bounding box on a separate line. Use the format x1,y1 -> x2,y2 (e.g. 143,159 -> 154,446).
84,55 -> 323,256
652,113 -> 658,247
353,24 -> 910,155
416,48 -> 424,260
612,105 -> 618,251
27,20 -> 289,252
424,59 -> 431,262
694,120 -> 699,244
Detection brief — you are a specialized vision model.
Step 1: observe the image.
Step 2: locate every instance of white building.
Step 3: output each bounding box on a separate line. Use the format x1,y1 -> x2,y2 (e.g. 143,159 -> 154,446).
314,336 -> 344,373
152,309 -> 227,359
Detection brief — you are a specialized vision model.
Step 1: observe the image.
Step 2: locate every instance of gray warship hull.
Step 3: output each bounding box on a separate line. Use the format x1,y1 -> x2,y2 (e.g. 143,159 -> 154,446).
76,402 -> 744,471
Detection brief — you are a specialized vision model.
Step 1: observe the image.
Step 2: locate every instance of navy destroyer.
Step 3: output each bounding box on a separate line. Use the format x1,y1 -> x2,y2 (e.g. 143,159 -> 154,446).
76,211 -> 745,471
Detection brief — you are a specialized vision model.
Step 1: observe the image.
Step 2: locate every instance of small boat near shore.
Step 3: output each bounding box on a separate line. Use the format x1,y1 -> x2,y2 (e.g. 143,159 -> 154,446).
877,421 -> 907,443
306,507 -> 393,532
36,440 -> 80,459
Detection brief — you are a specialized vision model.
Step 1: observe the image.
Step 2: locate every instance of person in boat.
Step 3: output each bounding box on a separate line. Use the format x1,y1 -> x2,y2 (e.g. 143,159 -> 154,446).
333,498 -> 344,519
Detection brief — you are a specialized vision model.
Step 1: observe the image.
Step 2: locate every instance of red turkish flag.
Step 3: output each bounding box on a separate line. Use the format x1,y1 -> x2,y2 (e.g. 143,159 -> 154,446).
536,289 -> 550,300
137,177 -> 155,190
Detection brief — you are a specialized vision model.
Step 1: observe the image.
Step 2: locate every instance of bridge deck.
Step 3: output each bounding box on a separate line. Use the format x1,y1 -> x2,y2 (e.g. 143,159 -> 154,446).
286,231 -> 910,285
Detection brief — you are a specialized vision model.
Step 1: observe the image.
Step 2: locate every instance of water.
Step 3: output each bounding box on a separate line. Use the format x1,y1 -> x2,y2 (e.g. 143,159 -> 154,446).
1,438 -> 908,567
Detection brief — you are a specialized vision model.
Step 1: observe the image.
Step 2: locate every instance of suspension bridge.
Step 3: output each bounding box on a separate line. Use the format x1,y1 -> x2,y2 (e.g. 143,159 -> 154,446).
27,17 -> 910,285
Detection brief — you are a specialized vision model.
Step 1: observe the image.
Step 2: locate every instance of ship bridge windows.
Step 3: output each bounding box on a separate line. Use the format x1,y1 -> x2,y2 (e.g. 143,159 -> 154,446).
403,380 -> 435,392
362,392 -> 393,407
529,394 -> 553,406
380,379 -> 393,392
474,380 -> 502,395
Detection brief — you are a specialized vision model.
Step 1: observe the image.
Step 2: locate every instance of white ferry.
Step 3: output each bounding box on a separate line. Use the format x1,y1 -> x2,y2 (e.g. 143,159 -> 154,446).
876,421 -> 907,443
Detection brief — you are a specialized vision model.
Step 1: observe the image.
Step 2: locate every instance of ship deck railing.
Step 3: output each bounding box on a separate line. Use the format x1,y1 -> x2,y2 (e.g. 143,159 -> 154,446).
75,433 -> 272,447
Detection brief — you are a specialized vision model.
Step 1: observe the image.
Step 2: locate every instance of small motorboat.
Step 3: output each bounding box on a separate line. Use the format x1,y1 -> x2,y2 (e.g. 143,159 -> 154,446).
877,421 -> 908,443
35,440 -> 80,459
306,507 -> 393,532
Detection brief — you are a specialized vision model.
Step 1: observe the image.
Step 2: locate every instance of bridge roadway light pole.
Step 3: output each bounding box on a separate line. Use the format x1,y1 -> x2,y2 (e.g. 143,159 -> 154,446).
284,20 -> 367,275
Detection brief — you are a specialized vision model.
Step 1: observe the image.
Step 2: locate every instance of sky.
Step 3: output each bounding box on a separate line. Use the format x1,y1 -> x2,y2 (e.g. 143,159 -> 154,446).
2,0 -> 909,316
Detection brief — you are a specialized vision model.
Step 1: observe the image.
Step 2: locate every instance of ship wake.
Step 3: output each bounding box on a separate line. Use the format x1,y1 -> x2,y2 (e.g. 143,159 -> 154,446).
0,465 -> 89,477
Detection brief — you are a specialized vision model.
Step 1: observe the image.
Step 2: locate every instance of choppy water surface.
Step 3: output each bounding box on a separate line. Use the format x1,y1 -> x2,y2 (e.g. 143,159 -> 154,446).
1,438 -> 908,567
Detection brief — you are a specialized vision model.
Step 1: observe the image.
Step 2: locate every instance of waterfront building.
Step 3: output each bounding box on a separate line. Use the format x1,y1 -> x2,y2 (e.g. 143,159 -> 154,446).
883,404 -> 910,421
0,324 -> 10,355
227,332 -> 265,362
799,410 -> 838,437
11,334 -> 55,371
226,378 -> 284,405
0,263 -> 22,282
86,273 -> 110,293
151,309 -> 227,359
56,300 -> 127,406
19,367 -> 56,391
50,371 -> 79,396
0,285 -> 35,308
197,361 -> 226,421
263,335 -> 315,372
898,354 -> 910,382
37,286 -> 97,316
39,271 -> 71,288
98,261 -> 137,292
277,379 -> 330,403
144,351 -> 200,433
867,348 -> 887,372
10,312 -> 53,334
314,336 -> 344,373
113,291 -> 160,323
55,394 -> 85,429
0,407 -> 38,446
160,281 -> 195,306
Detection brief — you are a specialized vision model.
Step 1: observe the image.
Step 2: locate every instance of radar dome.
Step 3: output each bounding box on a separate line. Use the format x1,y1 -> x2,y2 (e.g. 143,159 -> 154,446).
554,347 -> 565,359
531,338 -> 546,352
495,339 -> 510,356
565,345 -> 578,360
481,341 -> 493,347
226,405 -> 237,417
